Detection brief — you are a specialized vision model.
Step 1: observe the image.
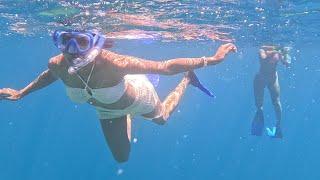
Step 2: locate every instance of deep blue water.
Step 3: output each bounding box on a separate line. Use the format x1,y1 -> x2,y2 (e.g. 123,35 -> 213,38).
1,1 -> 320,180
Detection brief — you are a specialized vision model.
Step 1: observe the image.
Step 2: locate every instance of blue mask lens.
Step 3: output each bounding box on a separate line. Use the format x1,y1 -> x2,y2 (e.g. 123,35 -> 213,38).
76,35 -> 91,49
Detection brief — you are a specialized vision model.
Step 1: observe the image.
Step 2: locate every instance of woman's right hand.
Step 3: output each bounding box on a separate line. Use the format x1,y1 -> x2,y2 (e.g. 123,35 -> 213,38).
0,88 -> 23,101
212,43 -> 237,61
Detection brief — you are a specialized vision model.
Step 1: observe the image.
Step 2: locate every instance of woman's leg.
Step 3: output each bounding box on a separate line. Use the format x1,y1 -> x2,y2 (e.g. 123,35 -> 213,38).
99,115 -> 131,163
254,73 -> 265,112
152,73 -> 190,125
267,72 -> 282,126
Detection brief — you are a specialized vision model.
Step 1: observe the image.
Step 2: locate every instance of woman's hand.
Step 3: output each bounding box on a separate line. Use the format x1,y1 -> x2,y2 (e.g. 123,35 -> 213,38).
212,43 -> 237,61
0,88 -> 23,101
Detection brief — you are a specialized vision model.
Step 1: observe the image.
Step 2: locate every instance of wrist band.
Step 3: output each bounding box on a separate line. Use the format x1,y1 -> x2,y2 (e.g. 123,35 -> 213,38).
201,56 -> 208,67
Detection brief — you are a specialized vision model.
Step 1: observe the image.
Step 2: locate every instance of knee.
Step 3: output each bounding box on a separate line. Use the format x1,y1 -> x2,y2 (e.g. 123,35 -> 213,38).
255,97 -> 263,109
272,98 -> 281,107
255,103 -> 263,111
109,144 -> 131,163
152,116 -> 167,125
113,152 -> 130,163
256,107 -> 263,112
115,156 -> 129,163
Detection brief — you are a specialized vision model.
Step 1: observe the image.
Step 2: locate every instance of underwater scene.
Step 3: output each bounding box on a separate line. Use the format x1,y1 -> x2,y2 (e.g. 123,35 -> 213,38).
0,0 -> 319,179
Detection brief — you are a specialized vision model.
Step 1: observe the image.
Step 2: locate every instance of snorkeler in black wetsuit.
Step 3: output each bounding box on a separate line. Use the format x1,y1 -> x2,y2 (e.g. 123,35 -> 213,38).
251,45 -> 291,138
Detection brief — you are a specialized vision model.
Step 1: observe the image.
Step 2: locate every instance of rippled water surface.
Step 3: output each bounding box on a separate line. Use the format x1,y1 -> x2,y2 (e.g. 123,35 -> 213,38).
0,0 -> 319,43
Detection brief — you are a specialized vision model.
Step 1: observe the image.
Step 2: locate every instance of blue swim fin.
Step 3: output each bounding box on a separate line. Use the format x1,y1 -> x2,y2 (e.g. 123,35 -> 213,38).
266,125 -> 283,139
251,109 -> 264,136
188,71 -> 214,97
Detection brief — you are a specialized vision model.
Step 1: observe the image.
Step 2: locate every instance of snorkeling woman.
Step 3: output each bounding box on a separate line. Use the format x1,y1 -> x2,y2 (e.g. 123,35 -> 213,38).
251,45 -> 291,138
0,30 -> 237,162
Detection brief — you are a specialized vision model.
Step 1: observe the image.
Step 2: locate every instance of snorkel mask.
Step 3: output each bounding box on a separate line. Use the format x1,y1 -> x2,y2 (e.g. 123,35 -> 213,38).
53,30 -> 106,74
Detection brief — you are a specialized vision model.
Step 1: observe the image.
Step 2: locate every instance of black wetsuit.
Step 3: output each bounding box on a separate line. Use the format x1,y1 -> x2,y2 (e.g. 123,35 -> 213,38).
254,57 -> 282,125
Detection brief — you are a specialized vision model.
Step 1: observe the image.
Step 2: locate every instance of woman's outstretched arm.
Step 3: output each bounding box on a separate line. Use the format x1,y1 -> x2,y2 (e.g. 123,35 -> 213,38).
104,43 -> 237,75
0,68 -> 58,101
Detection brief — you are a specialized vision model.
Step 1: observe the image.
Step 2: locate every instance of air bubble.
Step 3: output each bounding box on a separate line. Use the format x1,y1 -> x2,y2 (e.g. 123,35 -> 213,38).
117,169 -> 124,175
133,138 -> 138,143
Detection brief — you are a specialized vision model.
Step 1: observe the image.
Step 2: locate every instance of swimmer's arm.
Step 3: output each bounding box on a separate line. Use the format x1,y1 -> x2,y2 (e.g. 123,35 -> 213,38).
260,49 -> 280,60
20,69 -> 58,97
105,43 -> 237,75
0,69 -> 58,101
261,45 -> 276,50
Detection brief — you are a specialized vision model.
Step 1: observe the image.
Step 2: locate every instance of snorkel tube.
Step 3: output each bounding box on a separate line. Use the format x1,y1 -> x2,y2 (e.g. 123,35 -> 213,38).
68,34 -> 106,74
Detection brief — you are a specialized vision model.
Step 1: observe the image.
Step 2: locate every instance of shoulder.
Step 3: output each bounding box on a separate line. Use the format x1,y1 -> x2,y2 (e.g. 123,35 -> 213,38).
97,49 -> 130,73
48,54 -> 64,70
48,54 -> 66,77
99,49 -> 119,60
98,49 -> 125,65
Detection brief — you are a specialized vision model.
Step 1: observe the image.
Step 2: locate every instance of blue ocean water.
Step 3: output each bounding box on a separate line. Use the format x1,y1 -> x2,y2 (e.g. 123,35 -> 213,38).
1,1 -> 320,180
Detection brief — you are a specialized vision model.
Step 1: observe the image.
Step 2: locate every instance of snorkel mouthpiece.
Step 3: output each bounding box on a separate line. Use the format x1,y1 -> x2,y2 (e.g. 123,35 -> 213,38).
68,48 -> 101,74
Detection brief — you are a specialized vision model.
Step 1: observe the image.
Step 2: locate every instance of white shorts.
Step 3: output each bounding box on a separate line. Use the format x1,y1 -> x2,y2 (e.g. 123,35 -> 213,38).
95,75 -> 161,120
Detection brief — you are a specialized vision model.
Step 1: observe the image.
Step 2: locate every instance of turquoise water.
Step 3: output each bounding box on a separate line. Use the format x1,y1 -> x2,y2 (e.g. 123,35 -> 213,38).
1,1 -> 320,179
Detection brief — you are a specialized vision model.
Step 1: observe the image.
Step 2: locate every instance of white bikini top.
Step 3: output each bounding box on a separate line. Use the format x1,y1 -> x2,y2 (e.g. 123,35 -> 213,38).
65,61 -> 126,104
65,81 -> 126,104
